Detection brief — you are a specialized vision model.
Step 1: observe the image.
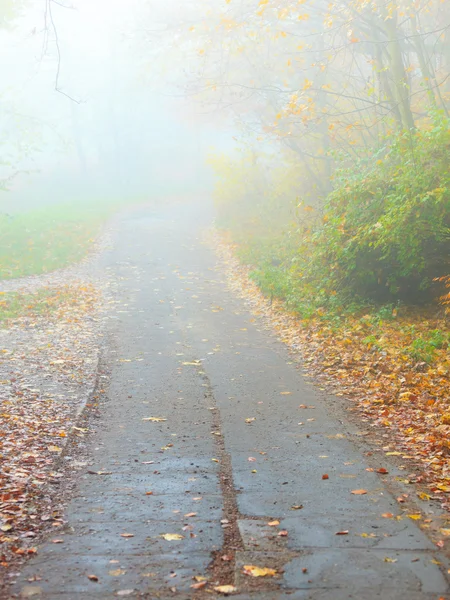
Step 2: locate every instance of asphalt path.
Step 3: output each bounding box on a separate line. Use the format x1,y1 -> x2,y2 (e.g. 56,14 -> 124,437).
11,204 -> 450,599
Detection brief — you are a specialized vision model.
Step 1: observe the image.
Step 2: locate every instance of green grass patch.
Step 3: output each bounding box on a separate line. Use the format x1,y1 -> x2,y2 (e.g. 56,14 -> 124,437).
0,288 -> 75,323
0,200 -> 120,280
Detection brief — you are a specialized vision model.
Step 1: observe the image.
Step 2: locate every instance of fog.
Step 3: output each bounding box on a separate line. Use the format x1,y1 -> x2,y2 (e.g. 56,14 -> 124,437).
1,0 -> 235,213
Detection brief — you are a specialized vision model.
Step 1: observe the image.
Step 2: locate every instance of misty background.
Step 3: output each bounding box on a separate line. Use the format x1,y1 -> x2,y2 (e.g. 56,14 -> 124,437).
1,0 -> 235,214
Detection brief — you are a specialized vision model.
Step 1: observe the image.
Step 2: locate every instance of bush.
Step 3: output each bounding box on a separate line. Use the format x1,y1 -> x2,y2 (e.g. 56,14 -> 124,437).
306,116 -> 450,302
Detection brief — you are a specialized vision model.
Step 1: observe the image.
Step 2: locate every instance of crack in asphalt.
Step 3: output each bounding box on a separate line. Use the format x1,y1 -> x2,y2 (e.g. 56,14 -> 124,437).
199,370 -> 244,589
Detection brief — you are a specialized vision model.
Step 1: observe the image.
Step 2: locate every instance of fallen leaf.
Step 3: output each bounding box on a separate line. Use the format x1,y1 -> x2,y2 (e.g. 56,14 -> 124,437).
242,565 -> 277,577
335,530 -> 349,535
278,530 -> 288,537
191,581 -> 207,590
376,468 -> 389,474
120,533 -> 134,538
267,520 -> 280,527
184,512 -> 197,518
116,590 -> 134,597
384,557 -> 397,563
418,492 -> 432,501
290,505 -> 303,510
322,474 -> 329,480
161,533 -> 184,541
214,585 -> 237,594
382,513 -> 394,518
351,489 -> 367,495
88,574 -> 99,582
436,484 -> 450,493
142,417 -> 167,422
109,569 -> 126,576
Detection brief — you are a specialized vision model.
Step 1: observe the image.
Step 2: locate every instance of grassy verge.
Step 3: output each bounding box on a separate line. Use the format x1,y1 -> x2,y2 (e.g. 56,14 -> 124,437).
0,288 -> 80,323
0,200 -> 123,280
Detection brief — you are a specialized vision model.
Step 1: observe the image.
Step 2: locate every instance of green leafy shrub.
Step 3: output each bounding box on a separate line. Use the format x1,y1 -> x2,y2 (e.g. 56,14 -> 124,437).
306,116 -> 450,303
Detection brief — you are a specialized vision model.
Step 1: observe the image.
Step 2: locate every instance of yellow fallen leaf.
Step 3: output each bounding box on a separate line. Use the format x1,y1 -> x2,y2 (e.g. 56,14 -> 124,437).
48,446 -> 62,453
267,520 -> 280,526
243,565 -> 277,577
161,533 -> 184,541
214,585 -> 237,594
142,417 -> 167,422
109,569 -> 126,576
436,484 -> 450,493
440,528 -> 450,536
280,391 -> 292,395
407,514 -> 422,520
384,557 -> 397,563
418,492 -> 432,501
385,452 -> 402,456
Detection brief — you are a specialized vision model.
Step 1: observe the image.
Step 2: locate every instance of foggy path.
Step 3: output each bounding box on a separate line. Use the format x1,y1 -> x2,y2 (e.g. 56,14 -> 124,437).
12,205 -> 449,599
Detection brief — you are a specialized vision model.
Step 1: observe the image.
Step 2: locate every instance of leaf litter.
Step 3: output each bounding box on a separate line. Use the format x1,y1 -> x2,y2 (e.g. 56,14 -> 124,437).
0,283 -> 104,568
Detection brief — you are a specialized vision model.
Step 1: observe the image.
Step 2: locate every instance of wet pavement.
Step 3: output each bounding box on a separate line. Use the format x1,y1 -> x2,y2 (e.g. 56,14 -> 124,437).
10,204 -> 450,599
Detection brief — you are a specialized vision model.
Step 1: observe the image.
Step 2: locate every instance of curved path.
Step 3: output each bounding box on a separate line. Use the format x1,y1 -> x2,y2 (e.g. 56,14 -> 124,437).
11,203 -> 450,599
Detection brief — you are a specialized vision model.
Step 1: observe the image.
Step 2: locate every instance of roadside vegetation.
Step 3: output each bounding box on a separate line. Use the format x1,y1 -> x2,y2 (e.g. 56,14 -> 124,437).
0,287 -> 80,323
0,201 -> 118,280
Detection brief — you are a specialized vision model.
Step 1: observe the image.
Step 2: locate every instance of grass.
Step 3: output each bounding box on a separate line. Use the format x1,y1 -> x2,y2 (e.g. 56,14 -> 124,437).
0,200 -> 121,280
0,288 -> 76,323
